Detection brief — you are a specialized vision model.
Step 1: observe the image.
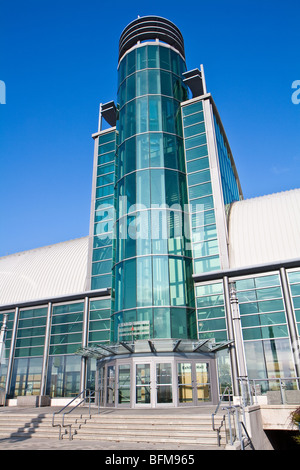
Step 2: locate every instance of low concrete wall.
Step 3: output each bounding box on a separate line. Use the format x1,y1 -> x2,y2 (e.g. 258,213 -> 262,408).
260,405 -> 299,431
16,395 -> 51,407
244,405 -> 274,450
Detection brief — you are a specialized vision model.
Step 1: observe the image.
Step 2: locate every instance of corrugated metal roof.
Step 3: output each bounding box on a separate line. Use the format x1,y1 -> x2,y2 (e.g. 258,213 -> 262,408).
228,188 -> 300,269
0,237 -> 89,306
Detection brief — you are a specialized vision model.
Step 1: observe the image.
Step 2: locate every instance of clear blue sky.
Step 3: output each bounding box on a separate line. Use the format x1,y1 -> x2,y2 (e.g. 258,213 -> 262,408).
0,0 -> 299,256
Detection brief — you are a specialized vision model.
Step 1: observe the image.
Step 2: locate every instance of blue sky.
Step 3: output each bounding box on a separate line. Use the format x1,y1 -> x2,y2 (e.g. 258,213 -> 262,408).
0,0 -> 299,256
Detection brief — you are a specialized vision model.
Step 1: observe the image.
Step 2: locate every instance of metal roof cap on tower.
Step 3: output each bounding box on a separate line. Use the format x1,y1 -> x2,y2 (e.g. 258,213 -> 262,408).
119,15 -> 185,61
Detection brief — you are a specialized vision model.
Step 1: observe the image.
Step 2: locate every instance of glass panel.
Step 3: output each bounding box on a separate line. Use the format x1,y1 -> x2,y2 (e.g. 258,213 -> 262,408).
178,362 -> 193,403
196,363 -> 211,402
156,363 -> 173,404
182,101 -> 203,116
10,357 -> 43,397
46,355 -> 81,398
136,363 -> 151,404
118,364 -> 131,404
107,365 -> 115,405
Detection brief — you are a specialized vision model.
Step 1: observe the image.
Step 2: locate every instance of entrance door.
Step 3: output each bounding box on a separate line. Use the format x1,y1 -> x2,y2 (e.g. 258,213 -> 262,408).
135,363 -> 151,405
134,361 -> 173,407
177,361 -> 212,406
117,363 -> 131,406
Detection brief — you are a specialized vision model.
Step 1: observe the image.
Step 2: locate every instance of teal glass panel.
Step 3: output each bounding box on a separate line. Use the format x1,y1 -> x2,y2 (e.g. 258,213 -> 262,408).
196,282 -> 223,296
150,133 -> 164,167
186,157 -> 209,174
153,257 -> 170,306
235,278 -> 256,291
159,45 -> 170,70
96,173 -> 114,186
160,70 -> 172,96
185,145 -> 208,161
182,101 -> 203,116
124,259 -> 136,309
91,274 -> 112,290
184,122 -> 206,138
136,46 -> 147,70
126,73 -> 136,102
137,256 -> 152,307
136,96 -> 148,134
197,306 -> 225,320
194,256 -> 220,273
183,111 -> 204,127
189,195 -> 214,212
95,184 -> 114,199
90,299 -> 111,310
136,69 -> 147,96
189,182 -> 212,199
191,209 -> 215,227
19,308 -> 47,319
92,259 -> 112,276
89,309 -> 110,321
153,308 -> 171,338
52,303 -> 84,314
127,49 -> 136,75
290,284 -> 300,296
193,239 -> 219,258
188,169 -> 211,186
198,318 -> 226,332
147,45 -> 159,68
97,163 -> 114,175
92,246 -> 112,262
171,308 -> 188,338
185,133 -> 207,150
136,133 -> 150,169
98,141 -> 115,155
192,224 -> 217,242
288,270 -> 300,284
148,69 -> 161,94
149,96 -> 162,131
89,330 -> 110,343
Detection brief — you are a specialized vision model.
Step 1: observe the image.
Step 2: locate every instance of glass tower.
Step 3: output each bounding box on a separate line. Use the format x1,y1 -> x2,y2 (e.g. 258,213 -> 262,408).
113,31 -> 196,343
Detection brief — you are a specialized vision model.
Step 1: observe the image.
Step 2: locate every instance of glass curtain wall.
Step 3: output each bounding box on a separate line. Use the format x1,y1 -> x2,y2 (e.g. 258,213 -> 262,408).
91,130 -> 116,290
0,311 -> 15,390
10,307 -> 47,397
235,273 -> 296,390
113,43 -> 196,342
288,269 -> 300,337
182,101 -> 221,274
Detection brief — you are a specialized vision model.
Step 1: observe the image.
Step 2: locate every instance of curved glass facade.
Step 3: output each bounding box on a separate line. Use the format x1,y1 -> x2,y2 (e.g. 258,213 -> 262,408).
112,43 -> 196,342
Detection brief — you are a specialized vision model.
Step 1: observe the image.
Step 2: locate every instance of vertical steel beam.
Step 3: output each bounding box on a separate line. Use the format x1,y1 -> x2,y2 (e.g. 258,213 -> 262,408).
223,276 -> 239,396
40,302 -> 52,396
80,296 -> 89,393
5,307 -> 19,398
280,268 -> 300,377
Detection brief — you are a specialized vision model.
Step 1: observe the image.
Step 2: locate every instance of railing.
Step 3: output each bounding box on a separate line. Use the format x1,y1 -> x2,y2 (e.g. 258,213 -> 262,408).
212,387 -> 255,449
238,377 -> 300,406
52,389 -> 99,440
222,405 -> 255,450
211,386 -> 231,446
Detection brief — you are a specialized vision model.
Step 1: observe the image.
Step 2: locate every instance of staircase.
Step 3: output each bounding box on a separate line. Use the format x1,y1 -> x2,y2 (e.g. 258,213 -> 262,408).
0,408 -> 226,447
72,412 -> 226,446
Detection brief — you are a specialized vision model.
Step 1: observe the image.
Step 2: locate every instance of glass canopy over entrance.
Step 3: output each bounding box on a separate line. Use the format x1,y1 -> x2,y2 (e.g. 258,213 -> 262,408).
78,339 -> 231,408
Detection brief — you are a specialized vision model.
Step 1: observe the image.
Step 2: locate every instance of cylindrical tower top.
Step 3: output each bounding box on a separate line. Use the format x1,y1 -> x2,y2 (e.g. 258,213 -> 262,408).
119,15 -> 185,61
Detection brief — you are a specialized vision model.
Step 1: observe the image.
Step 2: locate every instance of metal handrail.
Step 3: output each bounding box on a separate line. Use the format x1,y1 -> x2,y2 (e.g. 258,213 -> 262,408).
238,376 -> 300,405
211,386 -> 231,446
52,388 -> 96,440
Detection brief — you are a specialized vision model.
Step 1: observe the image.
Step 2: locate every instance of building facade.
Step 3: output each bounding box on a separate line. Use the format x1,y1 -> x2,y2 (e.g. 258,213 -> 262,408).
0,16 -> 299,408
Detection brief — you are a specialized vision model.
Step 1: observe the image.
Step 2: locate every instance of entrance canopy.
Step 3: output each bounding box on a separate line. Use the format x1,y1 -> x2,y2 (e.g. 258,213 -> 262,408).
77,338 -> 233,360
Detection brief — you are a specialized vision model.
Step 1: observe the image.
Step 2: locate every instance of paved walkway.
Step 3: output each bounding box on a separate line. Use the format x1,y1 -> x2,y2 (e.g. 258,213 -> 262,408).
0,437 -> 221,450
